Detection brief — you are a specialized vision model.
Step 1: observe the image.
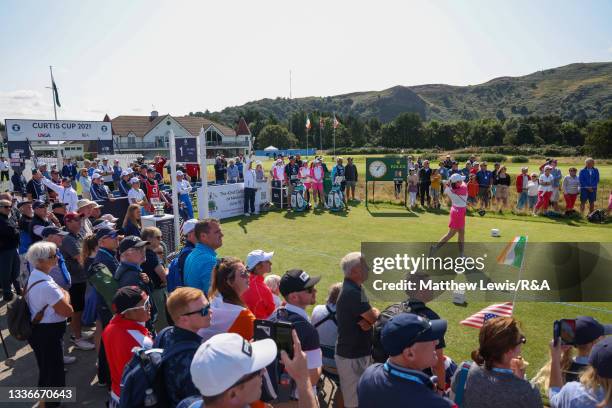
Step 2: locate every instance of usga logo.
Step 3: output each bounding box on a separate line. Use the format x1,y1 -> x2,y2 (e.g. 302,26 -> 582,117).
11,124 -> 21,132
101,125 -> 108,132
37,132 -> 51,138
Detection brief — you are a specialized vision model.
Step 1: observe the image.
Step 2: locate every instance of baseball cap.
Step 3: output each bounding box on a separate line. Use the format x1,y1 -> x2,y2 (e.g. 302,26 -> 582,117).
32,200 -> 47,210
41,226 -> 69,238
381,313 -> 448,356
449,173 -> 465,184
64,212 -> 82,223
589,336 -> 612,379
102,157 -> 108,161
121,170 -> 130,177
118,235 -> 149,253
246,250 -> 274,271
112,286 -> 146,314
92,220 -> 116,231
101,214 -> 119,223
61,177 -> 70,183
52,202 -> 66,210
92,173 -> 102,180
181,219 -> 198,235
575,316 -> 612,345
176,170 -> 184,176
279,269 -> 320,298
96,227 -> 118,240
17,201 -> 32,209
130,177 -> 140,184
147,166 -> 155,172
190,333 -> 277,397
544,165 -> 553,171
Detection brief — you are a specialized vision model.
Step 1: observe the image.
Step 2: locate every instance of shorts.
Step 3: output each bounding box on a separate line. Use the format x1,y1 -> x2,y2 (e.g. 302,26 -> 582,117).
496,185 -> 509,200
69,282 -> 87,312
528,195 -> 538,209
312,182 -> 323,193
335,354 -> 371,408
491,185 -> 497,197
551,187 -> 560,202
346,180 -> 357,187
478,187 -> 491,205
467,196 -> 477,205
449,206 -> 466,229
580,189 -> 597,203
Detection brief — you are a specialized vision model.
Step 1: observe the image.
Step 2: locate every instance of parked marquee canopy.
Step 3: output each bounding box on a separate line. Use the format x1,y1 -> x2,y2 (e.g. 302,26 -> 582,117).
263,145 -> 279,151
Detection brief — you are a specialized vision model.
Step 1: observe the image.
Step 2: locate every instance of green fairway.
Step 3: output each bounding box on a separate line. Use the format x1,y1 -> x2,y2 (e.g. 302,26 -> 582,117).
216,201 -> 611,377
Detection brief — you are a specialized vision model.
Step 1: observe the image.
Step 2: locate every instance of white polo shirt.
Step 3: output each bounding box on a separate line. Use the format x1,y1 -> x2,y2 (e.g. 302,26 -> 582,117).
538,173 -> 554,193
26,268 -> 66,324
128,188 -> 146,204
176,179 -> 191,195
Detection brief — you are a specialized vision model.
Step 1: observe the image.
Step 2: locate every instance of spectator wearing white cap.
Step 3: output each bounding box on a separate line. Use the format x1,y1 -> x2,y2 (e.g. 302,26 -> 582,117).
42,176 -> 79,212
176,170 -> 194,219
90,173 -> 114,202
127,177 -> 149,211
177,331 -> 317,408
241,250 -> 275,319
118,169 -> 132,197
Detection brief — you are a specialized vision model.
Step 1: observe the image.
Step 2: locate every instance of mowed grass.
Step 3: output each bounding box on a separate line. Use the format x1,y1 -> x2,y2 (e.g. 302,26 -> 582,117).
214,200 -> 611,378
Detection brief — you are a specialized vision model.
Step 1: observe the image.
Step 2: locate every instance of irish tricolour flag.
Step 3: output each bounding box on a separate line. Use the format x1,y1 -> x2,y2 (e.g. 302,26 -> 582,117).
497,235 -> 528,269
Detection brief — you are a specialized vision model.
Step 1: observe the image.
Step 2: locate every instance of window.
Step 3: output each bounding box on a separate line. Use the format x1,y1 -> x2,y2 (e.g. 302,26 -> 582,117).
128,136 -> 136,146
206,130 -> 222,145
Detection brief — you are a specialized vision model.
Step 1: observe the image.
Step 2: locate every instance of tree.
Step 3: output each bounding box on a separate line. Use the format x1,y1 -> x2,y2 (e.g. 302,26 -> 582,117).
559,122 -> 584,146
393,112 -> 423,148
515,123 -> 536,145
584,120 -> 612,157
256,125 -> 298,149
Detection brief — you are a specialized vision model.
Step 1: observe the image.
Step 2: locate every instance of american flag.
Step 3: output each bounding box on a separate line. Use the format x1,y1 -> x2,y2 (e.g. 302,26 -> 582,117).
460,302 -> 514,329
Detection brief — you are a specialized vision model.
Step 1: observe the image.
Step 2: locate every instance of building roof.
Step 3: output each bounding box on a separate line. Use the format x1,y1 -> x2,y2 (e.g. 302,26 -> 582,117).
109,114 -> 237,138
235,117 -> 251,136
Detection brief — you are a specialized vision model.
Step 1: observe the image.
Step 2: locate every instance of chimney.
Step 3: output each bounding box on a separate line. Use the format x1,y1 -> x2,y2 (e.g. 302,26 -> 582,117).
150,110 -> 159,121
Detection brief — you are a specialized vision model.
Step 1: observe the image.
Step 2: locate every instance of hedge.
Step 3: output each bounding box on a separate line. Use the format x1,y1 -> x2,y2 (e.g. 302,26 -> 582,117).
511,156 -> 529,163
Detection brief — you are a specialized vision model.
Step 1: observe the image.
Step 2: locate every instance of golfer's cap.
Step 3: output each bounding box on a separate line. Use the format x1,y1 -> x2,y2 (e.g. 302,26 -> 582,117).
246,250 -> 274,271
112,286 -> 146,314
521,167 -> 528,171
17,201 -> 32,209
480,161 -> 487,166
95,228 -> 118,240
276,159 -> 283,164
41,226 -> 68,238
531,173 -> 538,177
544,165 -> 553,171
255,161 -> 262,166
314,159 -> 321,164
32,200 -> 47,210
102,157 -> 108,161
191,333 -> 277,397
589,337 -> 612,379
121,170 -> 130,177
90,201 -> 103,209
381,313 -> 447,356
473,161 -> 479,165
176,170 -> 184,176
93,220 -> 116,231
279,269 -> 320,297
449,173 -> 465,184
101,214 -> 118,223
118,235 -> 149,253
114,159 -> 119,162
181,219 -> 198,236
92,173 -> 102,180
147,166 -> 155,172
575,316 -> 612,345
130,177 -> 140,184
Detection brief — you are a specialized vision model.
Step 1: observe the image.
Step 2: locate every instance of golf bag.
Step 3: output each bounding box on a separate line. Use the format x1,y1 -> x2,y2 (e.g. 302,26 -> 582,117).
290,182 -> 308,212
327,184 -> 344,212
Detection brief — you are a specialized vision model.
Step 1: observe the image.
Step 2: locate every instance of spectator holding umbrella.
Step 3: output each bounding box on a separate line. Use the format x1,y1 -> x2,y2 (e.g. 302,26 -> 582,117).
579,158 -> 600,215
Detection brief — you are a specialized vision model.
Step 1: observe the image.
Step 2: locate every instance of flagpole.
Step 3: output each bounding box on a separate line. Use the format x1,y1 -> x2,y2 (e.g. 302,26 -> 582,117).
319,118 -> 323,153
333,114 -> 336,160
49,66 -> 57,120
512,236 -> 528,305
306,127 -> 309,159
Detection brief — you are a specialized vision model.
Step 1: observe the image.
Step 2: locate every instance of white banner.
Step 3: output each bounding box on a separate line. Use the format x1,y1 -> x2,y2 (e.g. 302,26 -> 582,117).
198,183 -> 245,220
5,119 -> 113,141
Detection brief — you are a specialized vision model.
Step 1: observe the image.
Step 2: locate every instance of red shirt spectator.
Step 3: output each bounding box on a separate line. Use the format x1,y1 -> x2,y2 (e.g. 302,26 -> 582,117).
241,250 -> 276,319
185,163 -> 200,180
154,157 -> 167,176
102,287 -> 153,403
467,179 -> 479,198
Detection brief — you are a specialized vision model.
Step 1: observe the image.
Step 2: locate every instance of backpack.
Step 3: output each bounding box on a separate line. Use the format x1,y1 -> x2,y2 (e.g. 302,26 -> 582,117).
587,209 -> 605,224
313,305 -> 337,329
119,327 -> 200,408
7,280 -> 49,341
451,361 -> 473,407
166,246 -> 193,293
371,302 -> 412,363
87,262 -> 119,310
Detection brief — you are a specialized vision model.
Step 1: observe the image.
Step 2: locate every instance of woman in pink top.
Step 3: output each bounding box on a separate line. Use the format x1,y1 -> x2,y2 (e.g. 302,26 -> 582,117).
431,173 -> 468,257
299,160 -> 312,205
311,159 -> 325,207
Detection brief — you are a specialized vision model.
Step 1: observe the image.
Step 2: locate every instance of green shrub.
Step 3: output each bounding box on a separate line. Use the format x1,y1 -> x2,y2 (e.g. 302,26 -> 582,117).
511,156 -> 529,163
419,153 -> 439,162
454,154 -> 472,162
480,154 -> 507,163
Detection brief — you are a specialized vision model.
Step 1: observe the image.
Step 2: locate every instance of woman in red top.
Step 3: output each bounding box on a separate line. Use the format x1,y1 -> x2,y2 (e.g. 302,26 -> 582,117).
241,250 -> 276,319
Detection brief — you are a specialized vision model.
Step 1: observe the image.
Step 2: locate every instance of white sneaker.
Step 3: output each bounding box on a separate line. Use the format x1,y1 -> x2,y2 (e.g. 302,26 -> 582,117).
81,330 -> 95,340
72,338 -> 95,351
63,355 -> 77,364
244,212 -> 251,216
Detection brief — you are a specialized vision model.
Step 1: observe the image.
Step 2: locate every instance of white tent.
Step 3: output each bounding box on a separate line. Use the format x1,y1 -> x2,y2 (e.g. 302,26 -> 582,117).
264,145 -> 279,151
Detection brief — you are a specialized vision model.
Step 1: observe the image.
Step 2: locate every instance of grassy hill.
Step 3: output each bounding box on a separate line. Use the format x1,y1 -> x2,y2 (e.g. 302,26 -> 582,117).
205,62 -> 612,124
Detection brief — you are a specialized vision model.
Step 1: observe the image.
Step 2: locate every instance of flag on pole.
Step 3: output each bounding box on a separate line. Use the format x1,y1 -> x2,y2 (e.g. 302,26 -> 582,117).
51,73 -> 61,107
305,116 -> 311,130
497,236 -> 528,268
333,115 -> 339,129
460,302 -> 514,329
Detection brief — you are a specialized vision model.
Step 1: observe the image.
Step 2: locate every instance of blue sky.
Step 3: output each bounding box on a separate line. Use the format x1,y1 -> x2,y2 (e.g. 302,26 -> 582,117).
1,0 -> 611,121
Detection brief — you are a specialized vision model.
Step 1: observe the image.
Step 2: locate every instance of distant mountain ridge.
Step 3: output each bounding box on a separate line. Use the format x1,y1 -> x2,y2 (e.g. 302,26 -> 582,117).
202,62 -> 612,124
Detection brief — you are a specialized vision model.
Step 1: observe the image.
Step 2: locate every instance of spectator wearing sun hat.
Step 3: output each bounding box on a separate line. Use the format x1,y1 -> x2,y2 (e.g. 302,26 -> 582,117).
241,250 -> 275,319
176,170 -> 194,219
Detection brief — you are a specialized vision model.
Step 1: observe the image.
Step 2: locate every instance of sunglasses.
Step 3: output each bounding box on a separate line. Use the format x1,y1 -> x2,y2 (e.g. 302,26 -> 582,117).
516,336 -> 527,346
303,287 -> 316,294
121,297 -> 151,314
0,205 -> 11,209
182,304 -> 211,317
47,252 -> 58,259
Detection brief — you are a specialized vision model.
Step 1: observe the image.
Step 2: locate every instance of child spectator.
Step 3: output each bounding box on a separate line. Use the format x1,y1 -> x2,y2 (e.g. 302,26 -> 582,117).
467,174 -> 479,208
430,169 -> 441,209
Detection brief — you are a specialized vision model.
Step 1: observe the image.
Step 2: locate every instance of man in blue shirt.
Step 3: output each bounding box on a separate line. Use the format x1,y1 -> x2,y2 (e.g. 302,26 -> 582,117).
90,173 -> 115,202
358,313 -> 453,408
112,159 -> 123,191
579,157 -> 600,215
184,219 -> 223,295
476,162 -> 493,210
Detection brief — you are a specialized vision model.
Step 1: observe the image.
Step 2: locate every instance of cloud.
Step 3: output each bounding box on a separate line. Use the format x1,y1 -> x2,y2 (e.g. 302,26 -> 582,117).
0,90 -> 53,119
608,46 -> 612,54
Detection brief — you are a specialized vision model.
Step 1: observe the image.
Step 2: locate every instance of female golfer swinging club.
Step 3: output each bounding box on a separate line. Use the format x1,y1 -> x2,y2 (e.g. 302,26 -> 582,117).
431,173 -> 468,259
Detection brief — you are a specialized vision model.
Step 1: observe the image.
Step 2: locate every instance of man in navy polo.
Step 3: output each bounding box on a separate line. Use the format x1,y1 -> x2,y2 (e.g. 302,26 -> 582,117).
358,313 -> 455,408
476,162 -> 493,210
